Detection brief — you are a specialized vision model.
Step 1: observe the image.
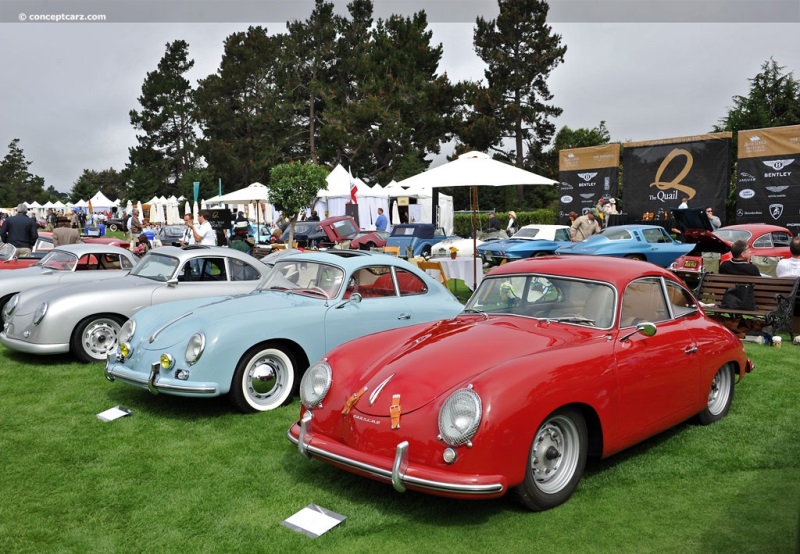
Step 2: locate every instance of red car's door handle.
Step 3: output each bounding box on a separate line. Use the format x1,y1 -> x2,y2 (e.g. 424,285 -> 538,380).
684,345 -> 698,354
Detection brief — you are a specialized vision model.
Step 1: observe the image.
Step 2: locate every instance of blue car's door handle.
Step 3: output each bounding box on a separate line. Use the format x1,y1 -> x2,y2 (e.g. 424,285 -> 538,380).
398,313 -> 411,320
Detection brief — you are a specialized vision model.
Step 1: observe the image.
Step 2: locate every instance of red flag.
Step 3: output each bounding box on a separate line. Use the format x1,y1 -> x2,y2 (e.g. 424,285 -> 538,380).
349,167 -> 358,204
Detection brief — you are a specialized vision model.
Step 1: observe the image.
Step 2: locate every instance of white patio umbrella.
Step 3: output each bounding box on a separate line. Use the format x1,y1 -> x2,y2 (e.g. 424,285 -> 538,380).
125,200 -> 133,214
396,151 -> 557,282
184,201 -> 191,217
206,182 -> 272,242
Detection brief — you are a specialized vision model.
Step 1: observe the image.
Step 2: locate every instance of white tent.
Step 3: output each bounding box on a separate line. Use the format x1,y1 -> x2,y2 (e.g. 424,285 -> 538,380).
355,183 -> 390,230
88,191 -> 115,211
313,164 -> 353,219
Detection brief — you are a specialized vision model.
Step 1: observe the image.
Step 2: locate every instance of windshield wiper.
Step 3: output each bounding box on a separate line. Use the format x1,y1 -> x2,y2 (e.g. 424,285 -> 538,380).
547,316 -> 595,326
462,307 -> 489,319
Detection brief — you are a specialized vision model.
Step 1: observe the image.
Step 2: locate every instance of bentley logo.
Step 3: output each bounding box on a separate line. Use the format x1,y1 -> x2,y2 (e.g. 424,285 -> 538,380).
769,204 -> 784,220
763,159 -> 794,171
649,148 -> 697,199
577,172 -> 598,181
765,186 -> 789,193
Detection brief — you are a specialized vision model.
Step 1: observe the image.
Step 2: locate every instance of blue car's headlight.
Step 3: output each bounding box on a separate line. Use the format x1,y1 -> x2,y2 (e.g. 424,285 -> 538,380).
119,320 -> 136,343
32,302 -> 48,325
438,386 -> 482,446
185,333 -> 205,365
300,360 -> 332,409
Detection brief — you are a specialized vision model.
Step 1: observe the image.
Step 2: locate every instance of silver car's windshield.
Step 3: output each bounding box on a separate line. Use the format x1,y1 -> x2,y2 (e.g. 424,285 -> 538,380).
129,252 -> 180,281
465,274 -> 616,329
259,260 -> 344,300
38,250 -> 79,271
0,243 -> 16,261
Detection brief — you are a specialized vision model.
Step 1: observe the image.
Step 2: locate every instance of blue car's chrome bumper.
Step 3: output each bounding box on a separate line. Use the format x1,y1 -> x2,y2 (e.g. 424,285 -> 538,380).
105,357 -> 219,396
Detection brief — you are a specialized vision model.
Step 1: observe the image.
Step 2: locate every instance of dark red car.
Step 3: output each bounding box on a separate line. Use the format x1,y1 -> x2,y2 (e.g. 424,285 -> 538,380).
291,216 -> 389,250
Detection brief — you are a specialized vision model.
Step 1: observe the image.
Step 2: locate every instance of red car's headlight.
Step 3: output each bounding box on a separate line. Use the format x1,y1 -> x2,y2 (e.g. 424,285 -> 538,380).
438,386 -> 482,446
300,360 -> 332,409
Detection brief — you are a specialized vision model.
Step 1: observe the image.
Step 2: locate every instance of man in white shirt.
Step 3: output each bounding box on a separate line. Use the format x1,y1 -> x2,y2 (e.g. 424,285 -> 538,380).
181,214 -> 195,246
187,210 -> 217,245
776,236 -> 800,278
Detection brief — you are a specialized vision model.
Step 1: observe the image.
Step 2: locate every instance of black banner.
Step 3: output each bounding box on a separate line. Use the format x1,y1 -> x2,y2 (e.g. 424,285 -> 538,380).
737,125 -> 800,235
558,144 -> 620,223
623,133 -> 731,224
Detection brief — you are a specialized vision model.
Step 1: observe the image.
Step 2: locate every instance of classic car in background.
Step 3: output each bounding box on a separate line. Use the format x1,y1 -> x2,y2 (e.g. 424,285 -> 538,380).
431,230 -> 508,259
105,251 -> 463,413
477,224 -> 572,265
0,244 -> 137,322
386,223 -> 459,258
289,256 -> 752,511
157,225 -> 187,247
555,224 -> 694,267
290,216 -> 389,250
0,245 -> 271,363
671,222 -> 794,285
0,233 -> 131,269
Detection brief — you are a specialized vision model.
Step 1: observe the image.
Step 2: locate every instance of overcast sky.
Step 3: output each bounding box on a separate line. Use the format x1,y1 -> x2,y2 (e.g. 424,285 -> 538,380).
1,0 -> 798,193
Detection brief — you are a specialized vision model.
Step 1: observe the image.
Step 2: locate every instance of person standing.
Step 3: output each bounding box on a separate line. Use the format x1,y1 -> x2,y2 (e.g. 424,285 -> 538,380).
705,207 -> 721,230
52,217 -> 80,246
776,236 -> 800,278
678,197 -> 689,209
487,212 -> 501,232
180,214 -> 195,246
570,211 -> 600,242
719,240 -> 760,276
187,210 -> 216,245
129,210 -> 143,242
0,204 -> 39,257
506,211 -> 517,235
375,208 -> 388,231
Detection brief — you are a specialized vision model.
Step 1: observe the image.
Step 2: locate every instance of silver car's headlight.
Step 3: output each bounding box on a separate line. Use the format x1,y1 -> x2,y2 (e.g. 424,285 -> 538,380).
300,360 -> 332,409
32,302 -> 48,325
438,387 -> 482,446
119,320 -> 136,343
185,333 -> 205,365
4,294 -> 19,319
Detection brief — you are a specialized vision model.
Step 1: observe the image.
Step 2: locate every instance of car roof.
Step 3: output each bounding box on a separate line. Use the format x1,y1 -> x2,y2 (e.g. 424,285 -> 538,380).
50,243 -> 135,256
719,223 -> 793,235
279,250 -> 416,270
519,224 -> 570,231
147,245 -> 262,263
489,254 -> 673,287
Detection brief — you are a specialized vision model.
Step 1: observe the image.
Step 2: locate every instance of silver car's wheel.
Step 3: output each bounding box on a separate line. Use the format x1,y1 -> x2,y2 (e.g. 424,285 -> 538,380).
513,408 -> 588,511
108,224 -> 119,232
71,315 -> 125,363
696,363 -> 735,425
230,344 -> 296,413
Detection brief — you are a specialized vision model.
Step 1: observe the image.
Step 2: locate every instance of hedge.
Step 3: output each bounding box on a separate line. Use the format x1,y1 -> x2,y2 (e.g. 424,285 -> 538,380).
451,209 -> 556,237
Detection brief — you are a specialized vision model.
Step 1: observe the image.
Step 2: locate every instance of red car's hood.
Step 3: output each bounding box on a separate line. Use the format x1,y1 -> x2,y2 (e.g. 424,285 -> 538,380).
350,316 -> 575,416
681,229 -> 731,255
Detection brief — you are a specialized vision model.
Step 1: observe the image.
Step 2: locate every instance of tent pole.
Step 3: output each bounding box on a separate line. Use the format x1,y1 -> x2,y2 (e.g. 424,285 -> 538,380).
472,185 -> 478,286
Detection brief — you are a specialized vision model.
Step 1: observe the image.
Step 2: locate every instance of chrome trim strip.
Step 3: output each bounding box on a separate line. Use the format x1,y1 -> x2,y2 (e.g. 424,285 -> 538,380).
286,431 -> 503,496
149,311 -> 194,343
298,411 -> 313,458
368,373 -> 395,406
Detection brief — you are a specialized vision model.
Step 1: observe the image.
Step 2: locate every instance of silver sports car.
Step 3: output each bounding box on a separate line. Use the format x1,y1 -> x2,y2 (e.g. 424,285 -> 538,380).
0,244 -> 137,322
0,245 -> 270,362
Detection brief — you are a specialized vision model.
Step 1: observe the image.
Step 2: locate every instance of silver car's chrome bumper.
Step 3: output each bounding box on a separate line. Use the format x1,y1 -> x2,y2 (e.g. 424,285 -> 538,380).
0,333 -> 69,355
104,358 -> 218,396
288,411 -> 504,497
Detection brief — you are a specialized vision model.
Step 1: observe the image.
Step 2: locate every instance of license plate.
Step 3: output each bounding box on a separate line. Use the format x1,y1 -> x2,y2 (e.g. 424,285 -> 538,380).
683,260 -> 697,268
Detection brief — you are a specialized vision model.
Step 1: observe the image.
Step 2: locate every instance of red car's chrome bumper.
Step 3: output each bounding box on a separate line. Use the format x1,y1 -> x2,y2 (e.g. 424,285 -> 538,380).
287,413 -> 506,499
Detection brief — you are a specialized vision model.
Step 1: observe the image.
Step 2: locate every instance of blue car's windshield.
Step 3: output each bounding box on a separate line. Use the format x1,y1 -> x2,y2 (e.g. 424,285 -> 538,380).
259,260 -> 344,300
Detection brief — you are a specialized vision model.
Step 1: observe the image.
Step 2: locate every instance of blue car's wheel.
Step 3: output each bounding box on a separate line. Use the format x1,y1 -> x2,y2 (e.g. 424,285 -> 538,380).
230,343 -> 297,413
514,408 -> 588,511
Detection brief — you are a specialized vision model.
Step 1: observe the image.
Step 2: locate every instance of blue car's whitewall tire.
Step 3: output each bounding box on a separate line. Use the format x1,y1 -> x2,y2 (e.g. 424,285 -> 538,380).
230,343 -> 297,413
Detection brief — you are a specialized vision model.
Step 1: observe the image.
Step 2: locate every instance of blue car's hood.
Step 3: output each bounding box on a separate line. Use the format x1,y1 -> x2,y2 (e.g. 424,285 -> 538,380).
134,290 -> 327,349
480,238 -> 561,251
556,235 -> 611,254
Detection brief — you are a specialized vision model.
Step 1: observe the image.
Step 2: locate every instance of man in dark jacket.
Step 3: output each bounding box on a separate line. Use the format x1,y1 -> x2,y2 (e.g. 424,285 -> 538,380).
0,204 -> 39,257
719,240 -> 760,276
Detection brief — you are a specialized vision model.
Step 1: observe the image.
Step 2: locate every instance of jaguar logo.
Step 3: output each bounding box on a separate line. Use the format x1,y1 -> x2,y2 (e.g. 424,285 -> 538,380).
739,189 -> 755,199
739,172 -> 756,182
560,182 -> 573,190
763,159 -> 794,171
577,172 -> 598,181
769,204 -> 784,220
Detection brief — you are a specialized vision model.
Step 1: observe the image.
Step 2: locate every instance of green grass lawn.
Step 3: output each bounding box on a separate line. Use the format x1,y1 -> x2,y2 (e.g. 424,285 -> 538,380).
1,339 -> 798,553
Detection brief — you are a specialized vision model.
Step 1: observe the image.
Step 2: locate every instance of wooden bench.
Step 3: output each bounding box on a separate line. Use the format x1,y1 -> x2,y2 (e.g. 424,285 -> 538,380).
696,273 -> 799,339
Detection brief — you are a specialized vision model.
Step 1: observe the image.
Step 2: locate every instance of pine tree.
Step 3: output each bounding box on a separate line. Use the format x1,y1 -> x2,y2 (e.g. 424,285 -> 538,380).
128,40 -> 198,200
0,139 -> 47,206
715,58 -> 800,133
464,0 -> 566,204
69,169 -> 126,203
